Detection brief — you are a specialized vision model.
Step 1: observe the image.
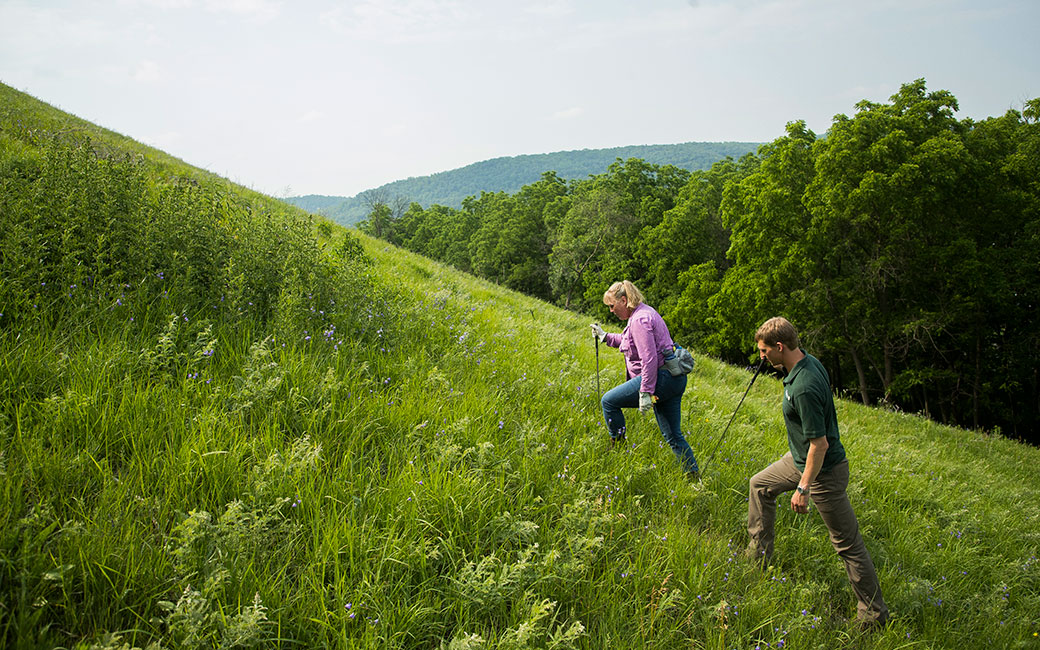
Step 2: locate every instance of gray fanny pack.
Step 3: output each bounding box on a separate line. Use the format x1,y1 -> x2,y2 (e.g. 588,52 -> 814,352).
663,345 -> 695,376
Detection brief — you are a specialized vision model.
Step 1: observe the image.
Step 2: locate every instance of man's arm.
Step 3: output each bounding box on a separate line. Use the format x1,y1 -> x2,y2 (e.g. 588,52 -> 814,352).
791,436 -> 828,514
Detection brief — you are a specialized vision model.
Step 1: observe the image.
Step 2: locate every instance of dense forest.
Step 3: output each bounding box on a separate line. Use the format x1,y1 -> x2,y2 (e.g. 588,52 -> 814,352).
359,80 -> 1040,443
286,142 -> 761,225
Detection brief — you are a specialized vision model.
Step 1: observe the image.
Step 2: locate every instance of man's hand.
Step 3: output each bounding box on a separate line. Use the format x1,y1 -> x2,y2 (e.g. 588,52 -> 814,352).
790,489 -> 810,514
639,392 -> 654,413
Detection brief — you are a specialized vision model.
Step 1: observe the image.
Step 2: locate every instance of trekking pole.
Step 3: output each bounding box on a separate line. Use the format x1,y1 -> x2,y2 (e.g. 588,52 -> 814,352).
701,358 -> 768,476
594,329 -> 601,398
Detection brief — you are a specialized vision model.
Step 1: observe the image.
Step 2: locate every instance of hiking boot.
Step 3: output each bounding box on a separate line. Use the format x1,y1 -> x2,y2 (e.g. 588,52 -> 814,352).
744,546 -> 770,569
857,614 -> 889,633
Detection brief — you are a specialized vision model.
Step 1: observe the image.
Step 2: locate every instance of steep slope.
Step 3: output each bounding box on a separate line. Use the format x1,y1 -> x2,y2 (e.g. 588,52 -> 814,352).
2,82 -> 1038,649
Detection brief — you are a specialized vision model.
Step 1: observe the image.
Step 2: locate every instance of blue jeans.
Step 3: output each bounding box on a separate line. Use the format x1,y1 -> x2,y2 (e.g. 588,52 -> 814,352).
601,369 -> 698,474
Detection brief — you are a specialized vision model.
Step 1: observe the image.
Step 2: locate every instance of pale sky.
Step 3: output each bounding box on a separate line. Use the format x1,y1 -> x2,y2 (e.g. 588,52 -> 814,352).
2,0 -> 1037,198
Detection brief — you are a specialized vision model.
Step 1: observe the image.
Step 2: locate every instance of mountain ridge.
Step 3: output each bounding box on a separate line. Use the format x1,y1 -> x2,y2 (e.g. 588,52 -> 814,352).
285,141 -> 762,224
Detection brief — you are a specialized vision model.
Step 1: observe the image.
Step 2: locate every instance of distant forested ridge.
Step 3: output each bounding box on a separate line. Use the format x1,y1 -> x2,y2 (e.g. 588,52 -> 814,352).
285,142 -> 761,225
357,80 -> 1040,443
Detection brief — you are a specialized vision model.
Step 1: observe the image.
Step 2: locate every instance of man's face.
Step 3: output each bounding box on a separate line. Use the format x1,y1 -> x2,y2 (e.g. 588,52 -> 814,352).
757,340 -> 783,369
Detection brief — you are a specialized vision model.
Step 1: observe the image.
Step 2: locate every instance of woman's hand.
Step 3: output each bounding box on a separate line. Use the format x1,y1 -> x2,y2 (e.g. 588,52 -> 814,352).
590,323 -> 606,343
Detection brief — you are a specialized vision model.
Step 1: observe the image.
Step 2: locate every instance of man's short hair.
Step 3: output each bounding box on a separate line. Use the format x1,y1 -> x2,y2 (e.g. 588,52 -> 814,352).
755,317 -> 800,349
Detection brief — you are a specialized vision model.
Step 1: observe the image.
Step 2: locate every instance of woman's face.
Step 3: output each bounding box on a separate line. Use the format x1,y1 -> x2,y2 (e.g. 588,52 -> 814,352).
607,294 -> 631,320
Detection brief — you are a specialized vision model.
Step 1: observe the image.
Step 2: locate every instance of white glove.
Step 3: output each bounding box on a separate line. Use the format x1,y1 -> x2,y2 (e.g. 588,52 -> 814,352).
590,323 -> 606,343
639,392 -> 654,412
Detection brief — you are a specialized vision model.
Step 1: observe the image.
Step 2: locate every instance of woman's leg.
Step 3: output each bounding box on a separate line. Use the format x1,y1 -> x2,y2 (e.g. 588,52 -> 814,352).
652,371 -> 698,474
601,376 -> 641,441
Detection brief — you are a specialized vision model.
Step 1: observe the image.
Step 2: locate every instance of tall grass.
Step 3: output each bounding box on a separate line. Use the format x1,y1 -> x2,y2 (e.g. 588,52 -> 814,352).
6,235 -> 1040,649
2,83 -> 1039,649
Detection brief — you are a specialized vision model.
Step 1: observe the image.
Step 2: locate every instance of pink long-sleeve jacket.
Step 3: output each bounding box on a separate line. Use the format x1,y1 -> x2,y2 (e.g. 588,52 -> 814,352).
602,302 -> 675,395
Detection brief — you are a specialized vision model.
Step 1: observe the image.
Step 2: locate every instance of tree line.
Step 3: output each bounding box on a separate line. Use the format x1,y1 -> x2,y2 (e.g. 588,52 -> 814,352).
359,80 -> 1040,442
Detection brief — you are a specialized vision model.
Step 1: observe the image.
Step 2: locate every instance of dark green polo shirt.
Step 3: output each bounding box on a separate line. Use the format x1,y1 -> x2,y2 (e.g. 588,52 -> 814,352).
781,352 -> 846,471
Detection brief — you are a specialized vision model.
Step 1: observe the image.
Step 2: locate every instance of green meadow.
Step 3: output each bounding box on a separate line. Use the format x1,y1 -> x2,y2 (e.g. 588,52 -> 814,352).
1,83 -> 1038,649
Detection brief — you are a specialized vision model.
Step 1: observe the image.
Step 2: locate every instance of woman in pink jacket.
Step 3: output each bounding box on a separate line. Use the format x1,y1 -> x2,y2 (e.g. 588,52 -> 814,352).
591,280 -> 698,477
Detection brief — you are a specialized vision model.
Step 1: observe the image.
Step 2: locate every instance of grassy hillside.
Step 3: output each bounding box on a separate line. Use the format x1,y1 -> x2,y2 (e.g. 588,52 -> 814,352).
285,142 -> 762,225
2,83 -> 1039,649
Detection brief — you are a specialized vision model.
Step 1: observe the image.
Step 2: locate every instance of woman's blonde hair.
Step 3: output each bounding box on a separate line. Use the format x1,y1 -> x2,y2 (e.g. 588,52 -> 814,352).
603,280 -> 644,308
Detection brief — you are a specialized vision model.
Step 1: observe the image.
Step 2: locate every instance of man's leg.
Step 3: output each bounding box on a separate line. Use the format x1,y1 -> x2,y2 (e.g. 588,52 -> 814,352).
747,453 -> 801,562
811,460 -> 889,626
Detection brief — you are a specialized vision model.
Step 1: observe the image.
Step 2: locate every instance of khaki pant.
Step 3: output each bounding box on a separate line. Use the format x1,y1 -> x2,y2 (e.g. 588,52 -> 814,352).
747,453 -> 888,625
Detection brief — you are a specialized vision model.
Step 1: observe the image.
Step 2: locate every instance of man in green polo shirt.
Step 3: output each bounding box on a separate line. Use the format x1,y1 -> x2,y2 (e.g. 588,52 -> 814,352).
747,317 -> 889,630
